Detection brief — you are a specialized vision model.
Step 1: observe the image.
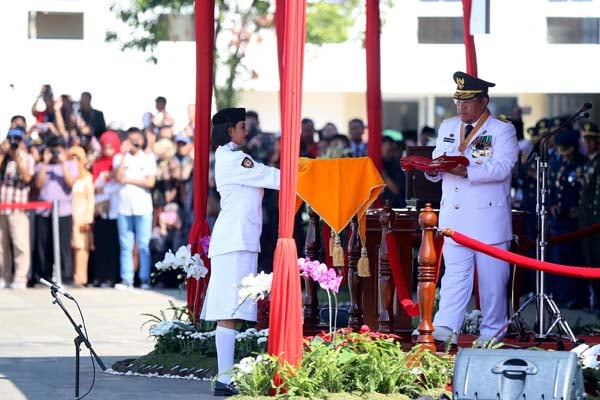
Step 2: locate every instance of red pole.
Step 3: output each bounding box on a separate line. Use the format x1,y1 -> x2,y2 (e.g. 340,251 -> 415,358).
365,0 -> 382,174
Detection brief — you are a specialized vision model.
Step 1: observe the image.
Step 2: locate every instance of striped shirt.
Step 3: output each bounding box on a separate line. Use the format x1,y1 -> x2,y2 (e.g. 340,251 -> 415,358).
0,153 -> 35,215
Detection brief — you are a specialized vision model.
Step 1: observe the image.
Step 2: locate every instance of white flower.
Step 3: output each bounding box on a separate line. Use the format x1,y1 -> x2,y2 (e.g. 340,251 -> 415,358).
572,343 -> 589,358
236,357 -> 255,374
174,245 -> 192,269
237,272 -> 273,306
149,320 -> 182,336
257,337 -> 268,344
186,262 -> 208,280
573,343 -> 600,369
155,249 -> 176,271
257,328 -> 269,337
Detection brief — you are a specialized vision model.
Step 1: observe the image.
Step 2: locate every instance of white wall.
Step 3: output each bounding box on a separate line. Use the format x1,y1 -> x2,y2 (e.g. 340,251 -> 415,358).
1,0 -> 599,133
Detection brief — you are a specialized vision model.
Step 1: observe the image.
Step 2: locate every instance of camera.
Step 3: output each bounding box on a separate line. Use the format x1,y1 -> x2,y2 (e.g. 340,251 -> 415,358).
78,133 -> 91,149
6,128 -> 24,151
8,135 -> 22,150
51,149 -> 61,159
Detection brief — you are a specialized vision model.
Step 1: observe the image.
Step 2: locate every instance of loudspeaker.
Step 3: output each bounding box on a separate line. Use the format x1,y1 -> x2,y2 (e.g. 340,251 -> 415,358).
453,349 -> 584,400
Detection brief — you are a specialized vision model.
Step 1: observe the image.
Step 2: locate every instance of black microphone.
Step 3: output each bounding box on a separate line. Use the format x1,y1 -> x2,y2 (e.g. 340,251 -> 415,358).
40,278 -> 75,300
570,102 -> 593,122
574,112 -> 590,122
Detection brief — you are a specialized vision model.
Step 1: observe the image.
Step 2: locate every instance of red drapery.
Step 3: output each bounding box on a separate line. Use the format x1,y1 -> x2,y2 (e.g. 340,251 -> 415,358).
268,0 -> 306,368
365,0 -> 382,173
461,0 -> 477,76
188,0 -> 215,321
276,0 -> 285,92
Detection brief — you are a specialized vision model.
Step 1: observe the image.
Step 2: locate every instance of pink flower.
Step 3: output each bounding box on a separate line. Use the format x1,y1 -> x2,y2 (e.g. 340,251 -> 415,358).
309,262 -> 327,282
318,268 -> 342,293
200,235 -> 210,255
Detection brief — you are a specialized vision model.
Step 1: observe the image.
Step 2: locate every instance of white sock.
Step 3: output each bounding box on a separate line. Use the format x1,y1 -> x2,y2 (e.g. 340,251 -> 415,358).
216,326 -> 237,384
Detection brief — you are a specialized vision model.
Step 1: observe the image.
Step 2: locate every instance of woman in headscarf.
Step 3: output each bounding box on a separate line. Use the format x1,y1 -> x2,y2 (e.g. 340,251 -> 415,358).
90,130 -> 121,287
68,146 -> 94,287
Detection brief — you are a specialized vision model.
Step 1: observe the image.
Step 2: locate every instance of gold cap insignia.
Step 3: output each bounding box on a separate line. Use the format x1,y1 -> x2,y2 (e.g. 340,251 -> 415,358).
456,77 -> 465,89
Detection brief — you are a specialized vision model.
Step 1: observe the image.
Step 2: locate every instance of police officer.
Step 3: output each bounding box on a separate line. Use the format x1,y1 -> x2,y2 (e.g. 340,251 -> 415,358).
547,129 -> 587,308
579,122 -> 600,307
425,71 -> 519,344
201,108 -> 280,396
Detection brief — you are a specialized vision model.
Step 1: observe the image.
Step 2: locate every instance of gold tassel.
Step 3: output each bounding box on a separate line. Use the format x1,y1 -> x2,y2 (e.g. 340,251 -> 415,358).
329,231 -> 334,257
357,247 -> 370,277
332,234 -> 344,267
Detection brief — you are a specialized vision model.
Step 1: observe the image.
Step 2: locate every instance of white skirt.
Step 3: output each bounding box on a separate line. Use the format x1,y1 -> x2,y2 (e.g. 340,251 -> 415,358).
201,251 -> 258,322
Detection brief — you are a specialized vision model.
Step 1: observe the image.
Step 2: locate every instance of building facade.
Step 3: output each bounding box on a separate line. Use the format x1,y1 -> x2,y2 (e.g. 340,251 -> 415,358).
1,0 -> 599,138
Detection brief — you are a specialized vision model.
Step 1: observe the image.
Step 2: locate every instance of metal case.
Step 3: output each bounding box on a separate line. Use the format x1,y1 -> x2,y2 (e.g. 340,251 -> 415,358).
452,349 -> 584,400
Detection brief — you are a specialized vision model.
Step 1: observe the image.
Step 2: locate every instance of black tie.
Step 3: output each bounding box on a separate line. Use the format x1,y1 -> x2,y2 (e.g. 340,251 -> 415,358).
465,124 -> 474,136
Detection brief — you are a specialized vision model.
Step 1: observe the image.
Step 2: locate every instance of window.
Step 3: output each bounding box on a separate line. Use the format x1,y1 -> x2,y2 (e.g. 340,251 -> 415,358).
28,11 -> 84,39
383,101 -> 419,134
157,14 -> 195,41
547,17 -> 600,43
418,17 -> 463,44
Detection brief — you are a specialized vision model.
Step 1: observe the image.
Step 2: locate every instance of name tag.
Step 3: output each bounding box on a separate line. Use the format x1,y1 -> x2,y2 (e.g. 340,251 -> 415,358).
443,137 -> 455,143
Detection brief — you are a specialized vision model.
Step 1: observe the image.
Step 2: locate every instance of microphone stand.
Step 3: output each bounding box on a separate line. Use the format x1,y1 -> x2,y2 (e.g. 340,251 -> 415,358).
50,288 -> 106,399
505,108 -> 590,345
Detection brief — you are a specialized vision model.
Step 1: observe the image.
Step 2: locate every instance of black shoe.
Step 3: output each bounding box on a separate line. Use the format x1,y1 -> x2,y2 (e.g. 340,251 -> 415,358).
213,381 -> 239,397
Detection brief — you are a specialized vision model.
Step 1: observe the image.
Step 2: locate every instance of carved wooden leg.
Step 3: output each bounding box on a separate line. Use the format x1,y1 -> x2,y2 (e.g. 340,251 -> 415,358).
347,217 -> 363,329
377,201 -> 396,333
303,206 -> 321,331
416,203 -> 438,351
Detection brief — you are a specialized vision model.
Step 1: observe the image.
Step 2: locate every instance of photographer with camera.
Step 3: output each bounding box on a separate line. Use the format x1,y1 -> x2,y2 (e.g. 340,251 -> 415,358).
0,125 -> 35,289
32,135 -> 78,286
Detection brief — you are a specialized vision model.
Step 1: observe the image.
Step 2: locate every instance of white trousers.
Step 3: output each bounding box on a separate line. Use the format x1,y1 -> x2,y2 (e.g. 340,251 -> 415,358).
433,241 -> 510,339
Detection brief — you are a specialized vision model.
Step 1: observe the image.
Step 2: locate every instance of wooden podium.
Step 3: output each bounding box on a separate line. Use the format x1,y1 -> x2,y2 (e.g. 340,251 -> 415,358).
301,204 -> 526,336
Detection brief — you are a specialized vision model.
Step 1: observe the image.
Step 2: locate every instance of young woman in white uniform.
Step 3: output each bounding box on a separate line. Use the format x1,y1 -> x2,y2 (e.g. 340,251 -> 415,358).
201,108 -> 280,395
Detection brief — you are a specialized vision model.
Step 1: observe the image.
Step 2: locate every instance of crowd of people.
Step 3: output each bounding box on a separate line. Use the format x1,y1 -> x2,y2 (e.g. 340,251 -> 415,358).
0,83 -> 598,311
0,85 -> 194,290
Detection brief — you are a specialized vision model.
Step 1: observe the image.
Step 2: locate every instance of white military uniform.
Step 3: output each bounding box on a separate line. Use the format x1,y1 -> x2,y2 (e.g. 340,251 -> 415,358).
202,142 -> 280,322
426,112 -> 518,339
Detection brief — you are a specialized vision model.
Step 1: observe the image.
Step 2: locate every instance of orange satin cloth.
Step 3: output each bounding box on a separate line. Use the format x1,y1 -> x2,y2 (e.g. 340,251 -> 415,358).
296,157 -> 385,243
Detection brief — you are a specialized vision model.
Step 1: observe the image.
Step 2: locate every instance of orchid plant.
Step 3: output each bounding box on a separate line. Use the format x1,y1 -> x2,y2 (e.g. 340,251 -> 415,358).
233,271 -> 273,317
153,243 -> 209,321
298,257 -> 343,337
154,244 -> 209,281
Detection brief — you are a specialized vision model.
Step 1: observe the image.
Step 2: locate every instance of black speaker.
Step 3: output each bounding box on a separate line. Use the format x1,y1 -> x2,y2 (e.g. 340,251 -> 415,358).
453,349 -> 584,400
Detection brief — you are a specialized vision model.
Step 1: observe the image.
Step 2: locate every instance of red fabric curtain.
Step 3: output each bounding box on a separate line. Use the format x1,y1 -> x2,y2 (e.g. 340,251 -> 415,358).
188,0 -> 215,320
365,0 -> 382,173
276,0 -> 285,90
268,0 -> 306,368
461,0 -> 478,76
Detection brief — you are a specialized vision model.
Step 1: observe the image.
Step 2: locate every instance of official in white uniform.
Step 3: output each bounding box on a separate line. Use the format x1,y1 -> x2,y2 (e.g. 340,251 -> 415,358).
425,71 -> 519,344
201,107 -> 280,396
